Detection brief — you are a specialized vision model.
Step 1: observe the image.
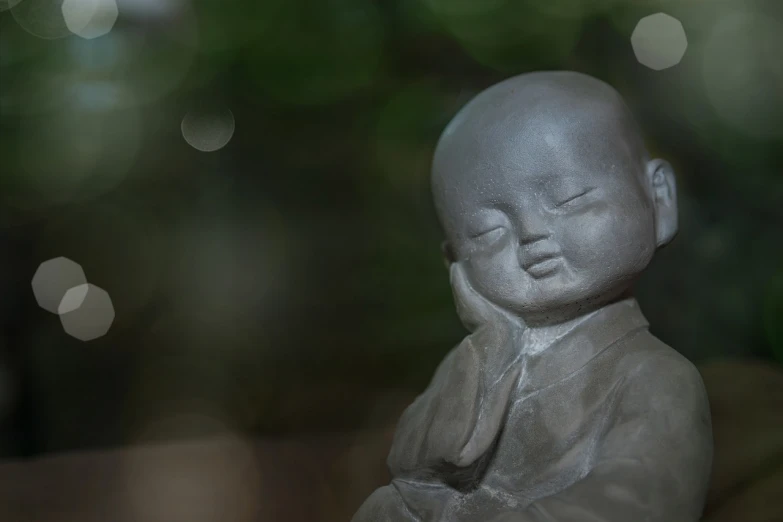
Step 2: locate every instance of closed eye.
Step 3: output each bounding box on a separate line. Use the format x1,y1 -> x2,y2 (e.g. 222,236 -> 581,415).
555,187 -> 595,208
469,226 -> 506,240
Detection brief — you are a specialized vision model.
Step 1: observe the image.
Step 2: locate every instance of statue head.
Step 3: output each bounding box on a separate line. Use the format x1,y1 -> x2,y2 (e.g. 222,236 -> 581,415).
432,71 -> 677,326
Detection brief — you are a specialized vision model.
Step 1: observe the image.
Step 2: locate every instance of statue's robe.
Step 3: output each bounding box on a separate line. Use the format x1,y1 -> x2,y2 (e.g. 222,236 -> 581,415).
353,298 -> 713,521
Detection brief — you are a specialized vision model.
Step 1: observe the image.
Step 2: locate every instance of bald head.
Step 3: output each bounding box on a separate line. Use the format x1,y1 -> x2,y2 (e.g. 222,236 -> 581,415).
431,71 -> 649,248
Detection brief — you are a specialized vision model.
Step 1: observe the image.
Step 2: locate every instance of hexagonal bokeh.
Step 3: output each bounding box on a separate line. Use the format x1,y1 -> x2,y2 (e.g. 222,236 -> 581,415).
58,283 -> 116,341
62,0 -> 119,40
631,13 -> 688,71
702,11 -> 783,140
32,257 -> 88,314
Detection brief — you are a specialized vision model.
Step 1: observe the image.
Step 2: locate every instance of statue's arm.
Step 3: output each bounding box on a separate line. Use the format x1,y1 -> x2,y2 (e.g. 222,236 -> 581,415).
353,258 -> 525,522
490,354 -> 713,522
386,345 -> 476,476
353,336 -> 508,522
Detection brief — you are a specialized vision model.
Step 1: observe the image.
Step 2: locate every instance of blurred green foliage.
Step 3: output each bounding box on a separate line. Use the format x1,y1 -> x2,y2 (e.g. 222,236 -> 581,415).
0,0 -> 781,456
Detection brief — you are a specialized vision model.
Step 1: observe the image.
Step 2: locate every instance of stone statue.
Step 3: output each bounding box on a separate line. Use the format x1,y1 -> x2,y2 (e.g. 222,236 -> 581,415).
353,71 -> 713,522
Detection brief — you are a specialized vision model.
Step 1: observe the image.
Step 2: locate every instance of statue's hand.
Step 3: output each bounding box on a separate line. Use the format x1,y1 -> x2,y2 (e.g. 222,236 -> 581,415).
389,262 -> 524,474
450,261 -> 519,334
444,262 -> 524,466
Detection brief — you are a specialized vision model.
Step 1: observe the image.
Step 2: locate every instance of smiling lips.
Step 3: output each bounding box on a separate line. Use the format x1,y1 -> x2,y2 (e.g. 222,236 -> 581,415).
522,252 -> 562,278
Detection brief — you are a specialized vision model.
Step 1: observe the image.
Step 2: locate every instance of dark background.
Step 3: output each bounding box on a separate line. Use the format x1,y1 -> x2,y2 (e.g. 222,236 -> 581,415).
0,0 -> 781,460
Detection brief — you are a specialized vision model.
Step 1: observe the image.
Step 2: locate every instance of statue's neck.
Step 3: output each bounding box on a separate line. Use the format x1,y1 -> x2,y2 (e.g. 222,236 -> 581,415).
517,289 -> 636,354
519,309 -> 598,355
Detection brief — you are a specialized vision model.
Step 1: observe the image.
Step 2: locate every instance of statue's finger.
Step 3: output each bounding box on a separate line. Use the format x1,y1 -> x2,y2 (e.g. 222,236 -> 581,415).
450,262 -> 492,329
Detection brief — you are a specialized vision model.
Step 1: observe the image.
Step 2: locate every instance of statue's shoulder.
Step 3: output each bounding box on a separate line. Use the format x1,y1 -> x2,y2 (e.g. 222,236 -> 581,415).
616,330 -> 708,410
614,328 -> 694,371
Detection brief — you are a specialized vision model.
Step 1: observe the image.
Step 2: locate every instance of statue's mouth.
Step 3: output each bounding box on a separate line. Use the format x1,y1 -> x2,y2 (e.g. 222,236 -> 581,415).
523,254 -> 562,278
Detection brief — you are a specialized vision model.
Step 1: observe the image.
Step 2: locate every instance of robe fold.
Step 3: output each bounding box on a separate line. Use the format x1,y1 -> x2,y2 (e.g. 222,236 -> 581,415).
353,298 -> 713,522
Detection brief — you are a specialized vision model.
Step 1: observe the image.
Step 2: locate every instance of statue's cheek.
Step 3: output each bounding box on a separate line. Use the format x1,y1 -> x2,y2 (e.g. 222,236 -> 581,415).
561,201 -> 654,278
466,244 -> 526,297
558,202 -> 614,252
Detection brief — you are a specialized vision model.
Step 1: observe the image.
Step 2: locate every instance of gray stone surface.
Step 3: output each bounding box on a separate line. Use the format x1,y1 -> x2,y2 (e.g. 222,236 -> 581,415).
354,71 -> 713,521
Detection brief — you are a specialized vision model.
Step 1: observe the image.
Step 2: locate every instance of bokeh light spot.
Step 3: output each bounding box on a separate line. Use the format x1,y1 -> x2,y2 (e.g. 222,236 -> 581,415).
12,96 -> 142,212
62,0 -> 119,40
59,283 -> 115,341
181,104 -> 235,152
11,0 -> 73,40
37,200 -> 165,329
631,12 -> 688,71
0,0 -> 23,12
57,283 -> 89,315
702,11 -> 783,139
31,256 -> 88,315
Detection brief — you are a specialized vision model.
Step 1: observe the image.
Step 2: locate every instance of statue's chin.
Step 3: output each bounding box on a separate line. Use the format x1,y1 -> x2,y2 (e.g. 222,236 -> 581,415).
503,282 -> 638,327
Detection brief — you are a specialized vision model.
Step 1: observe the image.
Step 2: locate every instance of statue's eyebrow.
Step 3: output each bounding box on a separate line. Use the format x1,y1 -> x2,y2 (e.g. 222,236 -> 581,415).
484,197 -> 514,215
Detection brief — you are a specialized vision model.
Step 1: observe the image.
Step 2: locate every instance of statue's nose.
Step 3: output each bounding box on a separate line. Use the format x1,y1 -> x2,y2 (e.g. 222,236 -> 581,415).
517,211 -> 551,246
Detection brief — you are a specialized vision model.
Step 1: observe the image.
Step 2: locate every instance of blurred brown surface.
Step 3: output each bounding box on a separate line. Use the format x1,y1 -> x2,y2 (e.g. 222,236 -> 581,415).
700,359 -> 783,522
0,431 -> 395,522
0,359 -> 781,522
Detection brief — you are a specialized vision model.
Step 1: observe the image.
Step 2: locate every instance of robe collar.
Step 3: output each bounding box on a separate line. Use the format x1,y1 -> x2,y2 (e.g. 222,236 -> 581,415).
518,297 -> 650,391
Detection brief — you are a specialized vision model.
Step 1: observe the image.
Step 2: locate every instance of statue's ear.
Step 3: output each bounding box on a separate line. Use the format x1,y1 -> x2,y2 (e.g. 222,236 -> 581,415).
441,240 -> 456,268
647,158 -> 678,248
